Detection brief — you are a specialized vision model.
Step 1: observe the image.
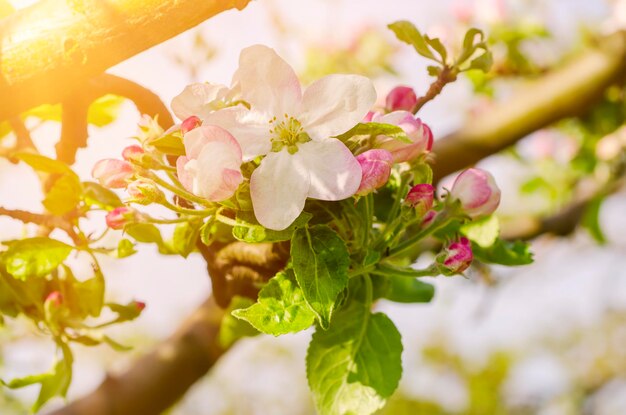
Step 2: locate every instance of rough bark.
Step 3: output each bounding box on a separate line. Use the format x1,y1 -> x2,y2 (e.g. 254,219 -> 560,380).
0,0 -> 251,120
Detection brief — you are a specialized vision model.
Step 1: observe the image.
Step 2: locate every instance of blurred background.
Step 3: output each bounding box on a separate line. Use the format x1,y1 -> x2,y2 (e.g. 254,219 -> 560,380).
2,0 -> 626,413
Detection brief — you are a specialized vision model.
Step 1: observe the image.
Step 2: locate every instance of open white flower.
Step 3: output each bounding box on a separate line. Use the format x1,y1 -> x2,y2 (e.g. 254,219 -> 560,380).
204,45 -> 377,230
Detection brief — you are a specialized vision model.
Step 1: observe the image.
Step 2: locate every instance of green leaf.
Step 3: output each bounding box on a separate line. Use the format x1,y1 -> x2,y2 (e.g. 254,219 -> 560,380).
14,153 -> 76,176
581,197 -> 606,244
425,35 -> 448,64
33,342 -> 73,412
3,342 -> 75,412
335,122 -> 411,143
472,239 -> 534,266
461,215 -> 500,248
82,181 -> 123,209
87,95 -> 125,127
116,238 -> 137,258
388,20 -> 436,61
106,301 -> 143,323
306,302 -> 403,415
233,269 -> 316,336
149,132 -> 185,156
233,211 -> 312,243
43,174 -> 82,215
170,220 -> 201,258
2,238 -> 73,280
468,50 -> 493,72
125,223 -> 163,244
219,296 -> 259,348
378,275 -> 435,303
75,268 -> 105,317
291,225 -> 350,329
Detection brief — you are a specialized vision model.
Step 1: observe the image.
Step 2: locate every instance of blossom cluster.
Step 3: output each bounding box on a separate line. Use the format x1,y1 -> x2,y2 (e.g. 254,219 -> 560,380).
92,44 -> 501,275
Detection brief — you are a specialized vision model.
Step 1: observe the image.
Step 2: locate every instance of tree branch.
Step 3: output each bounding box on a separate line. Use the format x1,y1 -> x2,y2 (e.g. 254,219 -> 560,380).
431,31 -> 626,182
0,0 -> 251,121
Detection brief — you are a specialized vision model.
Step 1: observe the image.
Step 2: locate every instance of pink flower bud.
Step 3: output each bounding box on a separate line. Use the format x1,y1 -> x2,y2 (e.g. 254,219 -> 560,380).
385,86 -> 418,112
363,111 -> 376,123
177,126 -> 243,202
127,178 -> 163,204
122,145 -> 145,162
442,237 -> 473,274
355,149 -> 394,196
45,291 -> 63,307
181,115 -> 202,135
92,159 -> 134,189
134,300 -> 146,312
105,207 -> 137,230
449,168 -> 501,218
405,184 -> 435,215
421,209 -> 437,227
372,111 -> 433,163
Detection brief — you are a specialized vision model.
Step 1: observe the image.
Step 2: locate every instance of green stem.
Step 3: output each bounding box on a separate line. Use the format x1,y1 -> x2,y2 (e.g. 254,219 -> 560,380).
159,199 -> 214,216
146,172 -> 214,207
386,212 -> 451,259
373,263 -> 438,278
363,194 -> 373,247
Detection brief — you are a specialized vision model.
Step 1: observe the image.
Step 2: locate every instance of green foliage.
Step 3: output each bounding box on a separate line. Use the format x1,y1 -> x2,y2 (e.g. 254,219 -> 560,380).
148,131 -> 185,156
291,225 -> 350,329
233,269 -> 315,336
375,275 -> 435,304
219,296 -> 259,348
1,238 -> 73,280
461,215 -> 500,248
335,122 -> 411,144
170,219 -> 202,257
43,174 -> 83,215
232,211 -> 312,243
472,239 -> 534,266
581,197 -> 607,244
306,301 -> 403,415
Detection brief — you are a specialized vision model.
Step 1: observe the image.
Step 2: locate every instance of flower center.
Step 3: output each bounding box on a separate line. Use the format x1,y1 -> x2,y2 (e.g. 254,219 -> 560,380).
269,114 -> 310,154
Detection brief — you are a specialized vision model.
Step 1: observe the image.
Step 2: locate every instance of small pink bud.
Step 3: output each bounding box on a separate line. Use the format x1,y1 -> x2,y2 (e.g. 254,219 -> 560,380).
373,112 -> 434,162
133,300 -> 146,312
363,111 -> 376,123
449,168 -> 501,218
442,237 -> 473,274
405,184 -> 435,215
385,86 -> 418,112
122,145 -> 145,162
355,149 -> 394,196
181,115 -> 202,135
45,291 -> 63,307
421,210 -> 437,227
127,178 -> 163,204
105,207 -> 137,230
92,159 -> 134,189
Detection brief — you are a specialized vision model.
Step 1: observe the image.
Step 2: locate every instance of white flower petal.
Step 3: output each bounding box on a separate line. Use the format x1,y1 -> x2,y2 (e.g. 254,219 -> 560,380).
297,139 -> 361,200
250,149 -> 310,230
194,140 -> 243,201
203,107 -> 271,161
232,45 -> 302,116
171,82 -> 229,120
299,74 -> 377,141
183,125 -> 242,160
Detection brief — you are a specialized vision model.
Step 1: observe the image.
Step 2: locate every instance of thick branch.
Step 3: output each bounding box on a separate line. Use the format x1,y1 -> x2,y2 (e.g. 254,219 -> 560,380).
48,297 -> 224,415
0,0 -> 251,121
432,31 -> 626,182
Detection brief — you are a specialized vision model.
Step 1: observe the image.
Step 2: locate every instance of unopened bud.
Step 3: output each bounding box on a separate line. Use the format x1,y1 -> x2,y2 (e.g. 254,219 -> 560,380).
355,149 -> 394,196
181,115 -> 202,135
385,86 -> 418,112
45,291 -> 63,307
127,178 -> 164,205
122,145 -> 145,162
105,207 -> 138,230
92,159 -> 134,189
440,237 -> 473,275
449,168 -> 501,218
133,300 -> 146,312
405,184 -> 435,216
